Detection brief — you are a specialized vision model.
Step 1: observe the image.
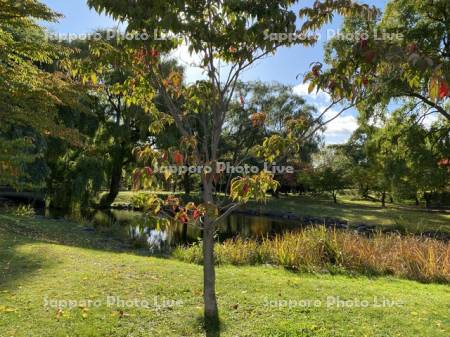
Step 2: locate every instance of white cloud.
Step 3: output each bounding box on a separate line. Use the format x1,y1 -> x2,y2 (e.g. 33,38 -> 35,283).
326,115 -> 358,134
421,113 -> 439,128
168,43 -> 234,84
167,43 -> 206,83
293,82 -> 331,103
317,106 -> 359,144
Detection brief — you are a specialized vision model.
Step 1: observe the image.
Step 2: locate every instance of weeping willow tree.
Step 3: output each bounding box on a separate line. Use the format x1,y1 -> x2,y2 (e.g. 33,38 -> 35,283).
0,0 -> 79,190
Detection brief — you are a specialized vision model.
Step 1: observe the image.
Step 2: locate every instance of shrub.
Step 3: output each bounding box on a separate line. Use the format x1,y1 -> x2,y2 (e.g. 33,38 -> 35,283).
14,204 -> 36,217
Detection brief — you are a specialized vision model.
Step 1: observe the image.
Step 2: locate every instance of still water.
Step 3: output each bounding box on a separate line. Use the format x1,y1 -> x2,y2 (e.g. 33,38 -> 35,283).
41,208 -> 303,252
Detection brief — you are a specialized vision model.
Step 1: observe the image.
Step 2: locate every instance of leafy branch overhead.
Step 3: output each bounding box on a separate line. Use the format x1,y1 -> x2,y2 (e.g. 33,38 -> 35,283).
305,0 -> 450,122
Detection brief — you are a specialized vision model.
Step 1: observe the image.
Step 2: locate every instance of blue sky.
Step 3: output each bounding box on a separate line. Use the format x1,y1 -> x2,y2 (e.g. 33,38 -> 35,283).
42,0 -> 389,144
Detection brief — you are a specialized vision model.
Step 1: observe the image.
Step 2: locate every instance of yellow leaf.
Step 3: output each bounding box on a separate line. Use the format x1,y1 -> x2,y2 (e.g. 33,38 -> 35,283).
91,73 -> 98,85
429,77 -> 440,102
164,168 -> 172,181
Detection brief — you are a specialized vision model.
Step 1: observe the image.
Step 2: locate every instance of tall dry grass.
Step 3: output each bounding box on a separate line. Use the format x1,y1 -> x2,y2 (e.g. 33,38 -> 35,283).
172,227 -> 450,283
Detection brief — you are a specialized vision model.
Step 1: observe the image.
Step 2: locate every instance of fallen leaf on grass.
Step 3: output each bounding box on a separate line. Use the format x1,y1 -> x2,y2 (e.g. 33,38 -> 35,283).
56,309 -> 63,320
0,306 -> 17,313
119,310 -> 129,318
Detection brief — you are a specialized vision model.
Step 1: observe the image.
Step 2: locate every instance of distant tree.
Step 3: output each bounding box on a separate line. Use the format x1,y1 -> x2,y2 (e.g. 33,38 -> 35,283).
379,111 -> 450,208
63,34 -> 171,207
312,147 -> 352,203
222,82 -> 321,196
345,110 -> 450,208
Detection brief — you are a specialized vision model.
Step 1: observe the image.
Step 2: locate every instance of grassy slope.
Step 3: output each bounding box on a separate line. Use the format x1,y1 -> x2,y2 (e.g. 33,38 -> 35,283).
0,214 -> 449,337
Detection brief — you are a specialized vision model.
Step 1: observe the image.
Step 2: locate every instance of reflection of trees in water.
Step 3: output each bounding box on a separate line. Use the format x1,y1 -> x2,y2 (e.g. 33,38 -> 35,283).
220,215 -> 275,239
146,229 -> 169,253
249,217 -> 271,237
62,208 -> 301,247
128,225 -> 170,252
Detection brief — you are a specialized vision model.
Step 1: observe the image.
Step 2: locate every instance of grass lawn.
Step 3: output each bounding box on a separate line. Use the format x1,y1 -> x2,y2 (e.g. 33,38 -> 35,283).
114,191 -> 450,234
247,194 -> 450,233
1,213 -> 449,336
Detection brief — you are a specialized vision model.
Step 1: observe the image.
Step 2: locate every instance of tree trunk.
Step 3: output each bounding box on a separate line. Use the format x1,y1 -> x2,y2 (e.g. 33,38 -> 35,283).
100,148 -> 124,208
181,222 -> 188,244
332,191 -> 337,204
172,180 -> 177,193
415,194 -> 420,206
381,191 -> 386,208
202,179 -> 219,327
183,171 -> 191,196
203,221 -> 218,324
361,184 -> 369,198
424,192 -> 432,209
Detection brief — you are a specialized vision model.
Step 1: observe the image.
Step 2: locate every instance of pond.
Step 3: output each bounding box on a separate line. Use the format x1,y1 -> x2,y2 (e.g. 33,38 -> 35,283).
36,207 -> 304,252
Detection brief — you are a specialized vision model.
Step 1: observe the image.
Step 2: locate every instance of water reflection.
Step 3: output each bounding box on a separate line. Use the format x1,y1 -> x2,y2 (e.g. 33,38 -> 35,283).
34,207 -> 302,253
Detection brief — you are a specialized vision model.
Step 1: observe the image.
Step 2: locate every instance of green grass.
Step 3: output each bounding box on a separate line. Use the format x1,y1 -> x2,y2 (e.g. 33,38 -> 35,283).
111,190 -> 188,206
246,194 -> 450,234
1,213 -> 449,336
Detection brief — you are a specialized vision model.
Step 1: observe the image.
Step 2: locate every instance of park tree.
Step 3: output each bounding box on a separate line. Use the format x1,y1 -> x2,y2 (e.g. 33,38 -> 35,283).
0,0 -> 80,189
87,0 -> 375,326
311,146 -> 352,203
376,110 -> 450,208
345,109 -> 450,208
225,82 -> 320,161
305,0 -> 450,128
62,34 -> 168,207
366,120 -> 409,207
221,82 -> 321,196
343,127 -> 377,199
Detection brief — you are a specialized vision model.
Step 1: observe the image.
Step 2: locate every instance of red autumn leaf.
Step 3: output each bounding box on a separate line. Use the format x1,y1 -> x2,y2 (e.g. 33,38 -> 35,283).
362,77 -> 369,86
240,95 -> 245,106
144,167 -> 153,176
193,209 -> 201,221
251,112 -> 267,127
173,151 -> 184,165
177,211 -> 189,223
242,184 -> 249,195
150,49 -> 160,58
359,38 -> 368,49
438,81 -> 450,99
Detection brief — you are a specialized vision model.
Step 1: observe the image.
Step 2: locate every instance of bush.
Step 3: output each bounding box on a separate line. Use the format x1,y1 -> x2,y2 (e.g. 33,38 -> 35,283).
14,204 -> 36,217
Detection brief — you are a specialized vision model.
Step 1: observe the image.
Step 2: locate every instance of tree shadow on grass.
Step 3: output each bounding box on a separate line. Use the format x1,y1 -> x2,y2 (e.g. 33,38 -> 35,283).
195,314 -> 221,337
0,231 -> 56,291
0,212 -> 164,291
